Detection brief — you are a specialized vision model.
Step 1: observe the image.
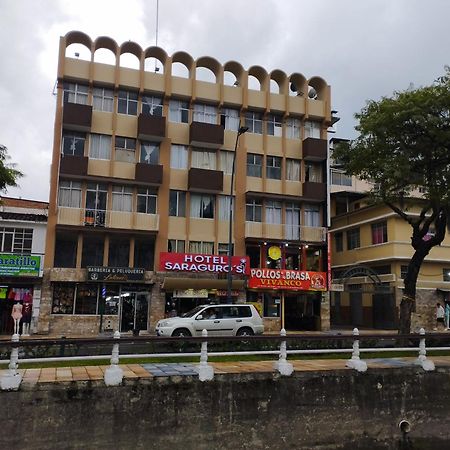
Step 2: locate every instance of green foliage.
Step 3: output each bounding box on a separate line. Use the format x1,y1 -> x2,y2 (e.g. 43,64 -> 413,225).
0,144 -> 22,193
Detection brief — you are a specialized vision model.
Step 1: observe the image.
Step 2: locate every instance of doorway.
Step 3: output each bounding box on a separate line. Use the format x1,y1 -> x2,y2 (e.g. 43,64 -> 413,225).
120,291 -> 149,332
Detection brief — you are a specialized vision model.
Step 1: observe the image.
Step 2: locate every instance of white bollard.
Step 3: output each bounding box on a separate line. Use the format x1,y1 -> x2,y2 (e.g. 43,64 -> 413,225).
104,331 -> 124,386
415,328 -> 435,371
346,328 -> 368,373
196,329 -> 214,381
1,333 -> 23,391
273,328 -> 294,376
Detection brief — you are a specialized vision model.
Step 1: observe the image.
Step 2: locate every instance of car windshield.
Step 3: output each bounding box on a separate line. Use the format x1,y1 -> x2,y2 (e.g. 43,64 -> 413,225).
181,306 -> 205,318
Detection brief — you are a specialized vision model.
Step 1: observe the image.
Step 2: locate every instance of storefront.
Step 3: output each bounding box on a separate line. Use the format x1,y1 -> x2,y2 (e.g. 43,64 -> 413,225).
247,268 -> 327,331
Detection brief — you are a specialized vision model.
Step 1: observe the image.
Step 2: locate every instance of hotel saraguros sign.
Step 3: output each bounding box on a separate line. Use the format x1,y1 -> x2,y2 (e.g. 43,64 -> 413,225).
0,254 -> 41,276
159,252 -> 250,275
248,269 -> 327,291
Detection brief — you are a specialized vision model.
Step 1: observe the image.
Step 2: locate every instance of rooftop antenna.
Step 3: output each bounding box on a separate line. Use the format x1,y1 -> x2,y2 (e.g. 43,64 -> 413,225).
154,0 -> 160,72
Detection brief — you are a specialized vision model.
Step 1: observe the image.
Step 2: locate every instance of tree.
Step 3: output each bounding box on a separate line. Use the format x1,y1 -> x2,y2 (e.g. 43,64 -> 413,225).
0,144 -> 22,193
333,68 -> 450,334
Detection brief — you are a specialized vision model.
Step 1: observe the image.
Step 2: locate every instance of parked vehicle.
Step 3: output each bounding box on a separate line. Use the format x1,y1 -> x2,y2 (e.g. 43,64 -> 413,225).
156,304 -> 264,337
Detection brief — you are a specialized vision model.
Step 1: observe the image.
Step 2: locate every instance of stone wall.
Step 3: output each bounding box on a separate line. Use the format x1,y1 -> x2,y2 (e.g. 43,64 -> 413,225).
1,369 -> 450,449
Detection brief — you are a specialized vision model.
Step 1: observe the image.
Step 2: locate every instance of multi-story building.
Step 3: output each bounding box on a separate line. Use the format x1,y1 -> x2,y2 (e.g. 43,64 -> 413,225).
329,140 -> 450,331
0,197 -> 47,335
39,31 -> 333,336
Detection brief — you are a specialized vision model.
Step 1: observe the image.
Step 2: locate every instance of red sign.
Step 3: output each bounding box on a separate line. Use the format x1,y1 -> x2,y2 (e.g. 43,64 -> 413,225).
159,252 -> 250,275
248,268 -> 327,291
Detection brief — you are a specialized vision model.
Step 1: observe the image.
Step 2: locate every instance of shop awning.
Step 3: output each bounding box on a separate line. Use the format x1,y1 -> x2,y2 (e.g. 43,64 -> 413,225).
437,288 -> 450,293
162,278 -> 245,291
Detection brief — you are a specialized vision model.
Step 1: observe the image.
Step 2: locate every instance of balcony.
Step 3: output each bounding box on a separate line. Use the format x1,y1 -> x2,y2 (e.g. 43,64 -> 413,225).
57,207 -> 159,232
245,222 -> 327,243
189,121 -> 224,149
62,102 -> 92,132
137,114 -> 166,142
302,181 -> 327,201
135,163 -> 163,185
188,167 -> 223,192
59,155 -> 88,176
303,138 -> 327,161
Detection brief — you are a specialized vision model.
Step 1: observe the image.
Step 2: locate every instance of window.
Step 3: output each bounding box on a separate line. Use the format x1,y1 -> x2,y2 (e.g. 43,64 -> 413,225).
169,99 -> 189,123
75,284 -> 98,314
81,236 -> 104,267
63,83 -> 88,105
134,238 -> 154,270
285,203 -> 301,240
189,241 -> 214,254
286,159 -> 300,181
401,265 -> 409,280
219,151 -> 234,175
331,170 -> 352,186
142,95 -> 163,116
190,194 -> 214,219
304,120 -> 321,139
52,283 -> 75,314
191,148 -> 216,170
335,232 -> 343,252
112,185 -> 133,212
169,190 -> 186,217
286,117 -> 300,139
304,205 -> 320,227
245,111 -> 263,134
117,90 -> 138,115
108,237 -> 129,267
266,114 -> 282,136
266,201 -> 282,224
168,239 -> 185,253
89,134 -> 111,160
0,227 -> 33,254
193,103 -> 217,124
372,221 -> 388,245
263,292 -> 280,317
218,195 -> 231,221
218,243 -> 231,255
305,162 -> 323,182
247,153 -> 262,177
54,233 -> 77,268
266,156 -> 282,180
85,183 -> 107,226
93,87 -> 114,112
246,199 -> 262,222
443,269 -> 450,282
62,131 -> 85,156
103,285 -> 120,315
220,108 -> 240,131
347,228 -> 360,250
115,137 -> 136,163
137,188 -> 157,214
170,144 -> 188,169
58,181 -> 81,208
140,142 -> 159,164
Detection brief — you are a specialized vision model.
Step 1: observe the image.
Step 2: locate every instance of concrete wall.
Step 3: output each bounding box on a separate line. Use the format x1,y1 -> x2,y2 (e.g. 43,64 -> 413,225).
1,369 -> 450,449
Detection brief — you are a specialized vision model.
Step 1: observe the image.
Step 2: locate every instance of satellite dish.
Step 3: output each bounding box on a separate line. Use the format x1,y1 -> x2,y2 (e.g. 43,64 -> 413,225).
308,87 -> 317,99
290,82 -> 297,92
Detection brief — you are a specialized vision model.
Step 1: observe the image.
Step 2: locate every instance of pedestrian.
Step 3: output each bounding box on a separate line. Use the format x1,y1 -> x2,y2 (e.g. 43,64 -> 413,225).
445,302 -> 450,330
435,302 -> 445,331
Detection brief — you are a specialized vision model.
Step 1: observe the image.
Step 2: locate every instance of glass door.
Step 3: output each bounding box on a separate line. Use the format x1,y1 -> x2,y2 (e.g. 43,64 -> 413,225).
120,291 -> 149,332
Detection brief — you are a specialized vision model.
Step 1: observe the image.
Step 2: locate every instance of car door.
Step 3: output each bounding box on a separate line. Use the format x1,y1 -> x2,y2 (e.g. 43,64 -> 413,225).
192,307 -> 223,336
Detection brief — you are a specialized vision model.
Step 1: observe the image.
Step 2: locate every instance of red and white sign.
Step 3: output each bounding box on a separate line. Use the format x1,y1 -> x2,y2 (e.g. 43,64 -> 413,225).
159,252 -> 250,275
248,268 -> 327,291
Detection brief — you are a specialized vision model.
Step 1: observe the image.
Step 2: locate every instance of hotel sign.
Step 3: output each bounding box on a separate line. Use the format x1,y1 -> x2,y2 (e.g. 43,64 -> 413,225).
0,254 -> 41,277
87,267 -> 145,282
248,269 -> 327,291
159,253 -> 250,275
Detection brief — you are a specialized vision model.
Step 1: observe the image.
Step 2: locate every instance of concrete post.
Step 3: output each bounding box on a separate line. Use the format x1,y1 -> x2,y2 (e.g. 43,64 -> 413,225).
273,328 -> 294,376
345,328 -> 368,372
104,331 -> 124,386
196,329 -> 214,381
416,328 -> 435,371
1,333 -> 23,391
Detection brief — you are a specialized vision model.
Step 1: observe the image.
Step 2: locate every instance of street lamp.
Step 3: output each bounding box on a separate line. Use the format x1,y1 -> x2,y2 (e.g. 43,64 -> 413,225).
226,125 -> 249,304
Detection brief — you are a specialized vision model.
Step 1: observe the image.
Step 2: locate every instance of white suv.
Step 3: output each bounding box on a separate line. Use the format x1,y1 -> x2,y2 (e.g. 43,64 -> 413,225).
156,304 -> 264,337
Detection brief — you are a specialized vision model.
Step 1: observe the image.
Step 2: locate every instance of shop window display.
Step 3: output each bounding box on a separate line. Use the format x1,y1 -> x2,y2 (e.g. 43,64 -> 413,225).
52,284 -> 75,314
75,284 -> 98,315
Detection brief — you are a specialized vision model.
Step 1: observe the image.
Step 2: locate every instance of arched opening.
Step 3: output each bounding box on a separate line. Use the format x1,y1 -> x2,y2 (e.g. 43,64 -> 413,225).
269,79 -> 280,94
65,43 -> 91,61
195,66 -> 216,83
224,70 -> 237,86
172,62 -> 190,78
93,47 -> 116,66
308,77 -> 328,101
289,73 -> 307,97
248,75 -> 261,91
119,52 -> 140,70
144,57 -> 164,74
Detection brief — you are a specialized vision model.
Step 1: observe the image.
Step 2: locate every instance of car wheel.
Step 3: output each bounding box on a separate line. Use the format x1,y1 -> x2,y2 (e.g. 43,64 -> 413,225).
237,327 -> 254,337
172,328 -> 192,337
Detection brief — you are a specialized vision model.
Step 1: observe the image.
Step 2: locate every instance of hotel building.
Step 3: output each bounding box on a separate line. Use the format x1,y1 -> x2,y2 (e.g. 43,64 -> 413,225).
39,31 -> 333,336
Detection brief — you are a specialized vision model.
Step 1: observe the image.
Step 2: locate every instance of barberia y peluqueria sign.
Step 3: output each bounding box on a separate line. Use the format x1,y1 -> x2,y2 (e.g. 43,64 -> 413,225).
87,266 -> 145,282
0,254 -> 41,276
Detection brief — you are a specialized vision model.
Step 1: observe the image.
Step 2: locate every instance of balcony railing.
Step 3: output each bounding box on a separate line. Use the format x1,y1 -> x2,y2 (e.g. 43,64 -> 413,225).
245,222 -> 327,243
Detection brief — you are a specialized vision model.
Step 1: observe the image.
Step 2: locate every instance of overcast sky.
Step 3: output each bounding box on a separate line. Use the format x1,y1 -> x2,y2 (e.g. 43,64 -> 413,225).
1,0 -> 449,202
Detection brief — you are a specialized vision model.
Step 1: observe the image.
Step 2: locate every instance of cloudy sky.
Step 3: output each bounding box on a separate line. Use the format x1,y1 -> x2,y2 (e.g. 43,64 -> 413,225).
1,0 -> 449,202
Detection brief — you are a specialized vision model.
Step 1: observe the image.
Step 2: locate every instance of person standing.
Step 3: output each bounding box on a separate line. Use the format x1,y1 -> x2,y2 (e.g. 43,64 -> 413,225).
445,302 -> 450,330
435,302 -> 445,331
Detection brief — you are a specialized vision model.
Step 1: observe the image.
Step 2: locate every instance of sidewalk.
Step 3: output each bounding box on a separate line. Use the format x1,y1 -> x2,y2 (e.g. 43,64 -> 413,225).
3,356 -> 450,385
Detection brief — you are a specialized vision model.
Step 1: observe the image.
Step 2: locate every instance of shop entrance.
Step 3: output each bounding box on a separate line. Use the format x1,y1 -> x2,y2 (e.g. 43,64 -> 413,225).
284,293 -> 321,331
120,291 -> 149,333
